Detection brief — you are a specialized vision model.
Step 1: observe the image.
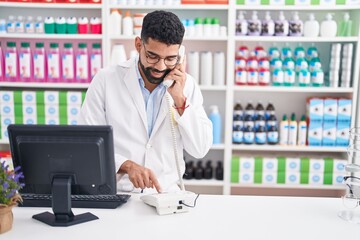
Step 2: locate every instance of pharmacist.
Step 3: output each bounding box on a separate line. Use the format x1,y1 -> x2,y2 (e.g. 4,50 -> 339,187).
79,10 -> 212,193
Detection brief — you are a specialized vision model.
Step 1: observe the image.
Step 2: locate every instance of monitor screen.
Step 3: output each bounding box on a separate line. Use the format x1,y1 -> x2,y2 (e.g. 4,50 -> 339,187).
7,124 -> 117,226
8,124 -> 116,196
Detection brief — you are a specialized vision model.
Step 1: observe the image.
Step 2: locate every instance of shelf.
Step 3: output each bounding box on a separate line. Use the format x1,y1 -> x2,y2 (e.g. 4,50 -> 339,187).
0,82 -> 90,89
230,183 -> 346,190
184,179 -> 224,187
108,4 -> 229,10
231,145 -> 347,152
200,86 -> 227,91
233,86 -> 354,93
234,36 -> 359,42
0,33 -> 102,40
0,2 -> 102,9
110,35 -> 228,41
0,140 -> 8,144
234,5 -> 360,11
211,144 -> 226,150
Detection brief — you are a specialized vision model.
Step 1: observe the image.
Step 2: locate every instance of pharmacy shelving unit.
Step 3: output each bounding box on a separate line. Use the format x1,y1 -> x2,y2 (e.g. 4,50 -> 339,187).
0,2 -> 102,152
1,1 -> 360,197
224,1 -> 360,197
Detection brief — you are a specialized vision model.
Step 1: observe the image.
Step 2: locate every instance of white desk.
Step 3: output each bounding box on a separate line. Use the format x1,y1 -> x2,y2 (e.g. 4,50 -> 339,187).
4,194 -> 360,240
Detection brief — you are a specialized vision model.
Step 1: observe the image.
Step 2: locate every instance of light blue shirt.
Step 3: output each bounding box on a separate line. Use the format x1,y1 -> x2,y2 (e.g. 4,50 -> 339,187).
135,58 -> 167,137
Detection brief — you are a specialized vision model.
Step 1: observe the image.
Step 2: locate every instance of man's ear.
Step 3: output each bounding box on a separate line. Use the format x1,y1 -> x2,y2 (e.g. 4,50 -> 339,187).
135,37 -> 142,53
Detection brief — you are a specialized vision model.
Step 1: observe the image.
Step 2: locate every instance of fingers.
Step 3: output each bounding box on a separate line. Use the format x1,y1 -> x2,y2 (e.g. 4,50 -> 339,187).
149,171 -> 162,193
128,165 -> 161,192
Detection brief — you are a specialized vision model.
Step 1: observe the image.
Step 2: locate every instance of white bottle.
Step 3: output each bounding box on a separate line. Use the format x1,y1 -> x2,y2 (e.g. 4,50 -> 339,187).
109,9 -> 122,36
320,13 -> 337,37
235,11 -> 248,36
25,16 -> 35,34
7,15 -> 16,33
288,113 -> 298,146
279,114 -> 289,145
122,11 -> 133,36
262,11 -> 275,36
275,11 -> 289,36
15,16 -> 25,33
248,11 -> 261,36
303,13 -> 319,37
297,115 -> 307,146
289,12 -> 303,36
35,16 -> 44,34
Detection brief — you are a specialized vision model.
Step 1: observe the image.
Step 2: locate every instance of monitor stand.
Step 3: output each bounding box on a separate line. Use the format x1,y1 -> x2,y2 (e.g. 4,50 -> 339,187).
32,176 -> 99,227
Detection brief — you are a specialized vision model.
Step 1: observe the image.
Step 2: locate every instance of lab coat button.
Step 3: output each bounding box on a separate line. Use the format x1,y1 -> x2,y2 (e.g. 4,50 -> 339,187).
146,143 -> 152,149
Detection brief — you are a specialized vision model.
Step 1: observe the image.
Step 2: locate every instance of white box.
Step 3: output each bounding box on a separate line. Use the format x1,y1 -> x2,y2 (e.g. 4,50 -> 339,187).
286,158 -> 301,172
337,99 -> 352,123
1,127 -> 9,139
295,0 -> 310,4
67,92 -> 83,105
22,91 -> 36,104
333,159 -> 347,173
320,0 -> 336,4
270,0 -> 285,4
262,172 -> 277,184
1,116 -> 15,126
323,99 -> 337,122
44,91 -> 59,104
68,117 -> 79,125
346,0 -> 360,4
0,103 -> 15,116
23,104 -> 37,117
285,172 -> 300,184
45,104 -> 59,117
322,123 -> 336,146
310,159 -> 325,173
333,173 -> 345,185
0,91 -> 14,104
67,105 -> 81,118
263,158 -> 277,172
240,157 -> 255,172
244,0 -> 260,5
309,172 -> 323,185
239,172 -> 254,184
45,117 -> 59,125
308,98 -> 324,122
23,116 -> 37,125
308,123 -> 323,146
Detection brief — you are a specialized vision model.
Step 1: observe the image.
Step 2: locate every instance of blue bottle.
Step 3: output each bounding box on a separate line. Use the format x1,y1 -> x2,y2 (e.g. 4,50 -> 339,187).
209,105 -> 222,144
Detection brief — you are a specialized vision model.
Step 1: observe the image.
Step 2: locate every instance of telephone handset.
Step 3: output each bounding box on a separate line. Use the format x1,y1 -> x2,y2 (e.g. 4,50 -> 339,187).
163,45 -> 186,88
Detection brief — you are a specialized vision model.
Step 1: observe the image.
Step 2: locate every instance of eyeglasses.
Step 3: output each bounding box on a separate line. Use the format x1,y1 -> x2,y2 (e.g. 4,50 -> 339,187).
142,42 -> 180,67
342,176 -> 360,209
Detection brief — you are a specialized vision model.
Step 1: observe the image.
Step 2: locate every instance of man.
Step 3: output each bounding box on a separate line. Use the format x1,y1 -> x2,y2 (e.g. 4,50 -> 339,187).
79,10 -> 212,193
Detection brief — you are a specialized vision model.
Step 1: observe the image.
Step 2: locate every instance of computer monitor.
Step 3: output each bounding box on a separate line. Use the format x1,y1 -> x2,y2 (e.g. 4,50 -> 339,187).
7,124 -> 116,227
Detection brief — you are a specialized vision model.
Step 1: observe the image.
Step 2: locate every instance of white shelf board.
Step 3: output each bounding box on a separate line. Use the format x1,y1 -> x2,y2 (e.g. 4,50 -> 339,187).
234,36 -> 359,42
184,179 -> 224,187
200,86 -> 227,91
0,33 -> 102,40
0,82 -> 90,89
230,183 -> 346,190
0,2 -> 102,9
108,4 -> 229,10
234,4 -> 360,11
211,144 -> 226,150
232,145 -> 347,152
233,86 -> 354,93
110,35 -> 228,41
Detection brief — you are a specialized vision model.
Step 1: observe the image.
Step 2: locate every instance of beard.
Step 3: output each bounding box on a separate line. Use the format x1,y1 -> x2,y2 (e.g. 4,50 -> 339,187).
138,58 -> 172,85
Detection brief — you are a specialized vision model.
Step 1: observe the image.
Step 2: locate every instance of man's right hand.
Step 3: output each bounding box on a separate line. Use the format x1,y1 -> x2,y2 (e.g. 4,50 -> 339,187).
119,160 -> 162,193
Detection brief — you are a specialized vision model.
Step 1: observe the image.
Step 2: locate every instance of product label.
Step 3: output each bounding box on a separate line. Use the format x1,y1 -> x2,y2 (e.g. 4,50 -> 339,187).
235,70 -> 247,85
233,131 -> 243,143
48,53 -> 60,79
35,22 -> 44,33
243,132 -> 255,144
5,52 -> 17,77
247,71 -> 258,84
233,120 -> 243,128
267,131 -> 279,143
255,132 -> 266,144
62,54 -> 74,80
34,54 -> 45,79
90,54 -> 102,79
6,22 -> 15,33
235,59 -> 246,70
76,54 -> 88,80
19,53 -> 31,78
234,110 -> 243,117
258,71 -> 270,84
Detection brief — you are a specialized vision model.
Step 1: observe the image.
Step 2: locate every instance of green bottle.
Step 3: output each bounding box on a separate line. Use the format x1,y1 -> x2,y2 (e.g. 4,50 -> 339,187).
338,12 -> 352,37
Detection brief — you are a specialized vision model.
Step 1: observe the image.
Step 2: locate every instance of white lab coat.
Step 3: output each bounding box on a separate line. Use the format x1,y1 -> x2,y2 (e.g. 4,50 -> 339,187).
79,57 -> 212,192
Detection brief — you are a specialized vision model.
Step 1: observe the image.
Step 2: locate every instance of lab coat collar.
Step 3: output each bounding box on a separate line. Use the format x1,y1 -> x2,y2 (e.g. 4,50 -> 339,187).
121,57 -> 148,135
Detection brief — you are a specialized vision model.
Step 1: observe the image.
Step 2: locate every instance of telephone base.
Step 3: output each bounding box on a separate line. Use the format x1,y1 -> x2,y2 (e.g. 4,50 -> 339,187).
140,191 -> 196,215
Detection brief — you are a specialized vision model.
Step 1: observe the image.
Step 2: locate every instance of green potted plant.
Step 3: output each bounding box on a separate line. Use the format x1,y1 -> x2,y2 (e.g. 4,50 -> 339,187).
0,161 -> 24,234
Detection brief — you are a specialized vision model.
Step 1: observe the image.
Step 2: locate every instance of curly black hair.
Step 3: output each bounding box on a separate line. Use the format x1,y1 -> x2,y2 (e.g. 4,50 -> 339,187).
141,10 -> 185,46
